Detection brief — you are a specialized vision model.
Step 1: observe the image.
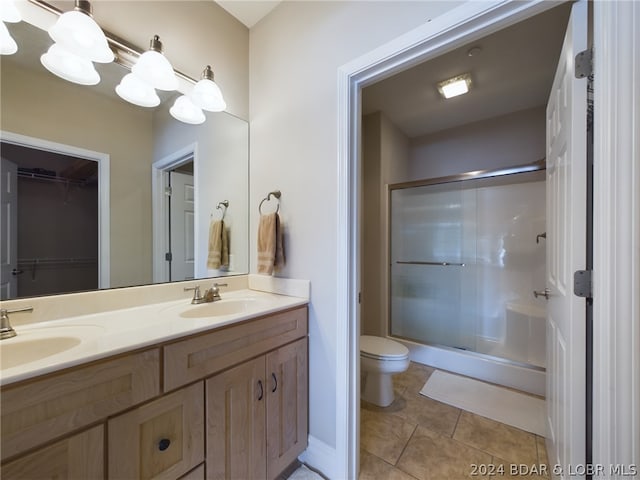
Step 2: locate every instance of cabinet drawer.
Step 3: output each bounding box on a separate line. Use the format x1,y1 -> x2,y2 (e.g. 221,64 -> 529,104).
1,349 -> 160,461
164,306 -> 307,391
108,381 -> 204,480
2,425 -> 104,479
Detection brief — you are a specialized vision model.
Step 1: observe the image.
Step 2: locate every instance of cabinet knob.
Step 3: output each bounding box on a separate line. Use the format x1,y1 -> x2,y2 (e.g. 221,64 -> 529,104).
158,438 -> 171,451
271,373 -> 278,393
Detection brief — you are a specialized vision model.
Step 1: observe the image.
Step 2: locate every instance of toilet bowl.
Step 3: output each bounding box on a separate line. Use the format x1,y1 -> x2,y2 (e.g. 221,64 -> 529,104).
360,335 -> 410,407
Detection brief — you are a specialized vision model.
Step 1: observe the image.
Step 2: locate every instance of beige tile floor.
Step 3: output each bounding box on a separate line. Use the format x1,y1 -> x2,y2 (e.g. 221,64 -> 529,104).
359,363 -> 550,480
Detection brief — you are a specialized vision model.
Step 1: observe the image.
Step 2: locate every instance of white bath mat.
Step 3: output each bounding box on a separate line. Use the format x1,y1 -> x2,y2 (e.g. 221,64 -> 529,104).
420,370 -> 546,436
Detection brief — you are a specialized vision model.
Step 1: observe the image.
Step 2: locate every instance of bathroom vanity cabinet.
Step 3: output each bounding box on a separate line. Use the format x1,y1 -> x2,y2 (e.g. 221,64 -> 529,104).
207,337 -> 308,479
0,305 -> 308,480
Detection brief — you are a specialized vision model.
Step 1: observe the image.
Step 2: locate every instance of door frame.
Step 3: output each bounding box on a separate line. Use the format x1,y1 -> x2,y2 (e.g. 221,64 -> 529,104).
592,1 -> 640,472
0,130 -> 110,290
332,1 -> 639,478
151,142 -> 198,283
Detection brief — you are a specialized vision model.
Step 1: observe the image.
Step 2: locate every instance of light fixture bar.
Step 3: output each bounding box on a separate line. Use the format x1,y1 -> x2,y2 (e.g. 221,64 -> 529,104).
28,0 -> 200,86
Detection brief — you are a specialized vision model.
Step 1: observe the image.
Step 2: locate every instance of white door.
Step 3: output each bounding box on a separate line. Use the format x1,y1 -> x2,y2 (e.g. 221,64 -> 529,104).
169,170 -> 195,281
545,0 -> 588,477
0,158 -> 18,300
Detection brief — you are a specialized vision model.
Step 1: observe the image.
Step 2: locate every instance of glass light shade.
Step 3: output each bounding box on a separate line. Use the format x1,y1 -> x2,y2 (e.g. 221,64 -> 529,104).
437,74 -> 472,99
191,78 -> 226,112
49,10 -> 113,63
132,50 -> 178,91
1,22 -> 17,55
170,95 -> 205,125
0,0 -> 22,23
40,43 -> 100,85
115,73 -> 160,107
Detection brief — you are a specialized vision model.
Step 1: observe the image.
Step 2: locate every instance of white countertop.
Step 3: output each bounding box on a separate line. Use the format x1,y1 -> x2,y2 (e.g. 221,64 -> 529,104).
0,289 -> 308,386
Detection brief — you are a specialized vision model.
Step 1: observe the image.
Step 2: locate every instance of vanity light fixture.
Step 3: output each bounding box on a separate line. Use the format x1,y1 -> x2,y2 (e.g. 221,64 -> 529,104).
40,43 -> 100,85
0,21 -> 18,55
116,73 -> 161,107
0,0 -> 22,23
437,73 -> 472,99
0,0 -> 20,56
131,35 -> 178,91
191,65 -> 226,112
170,95 -> 206,125
48,0 -> 113,63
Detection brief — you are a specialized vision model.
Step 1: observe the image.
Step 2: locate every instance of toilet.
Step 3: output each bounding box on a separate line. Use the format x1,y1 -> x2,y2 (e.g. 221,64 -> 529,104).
360,335 -> 410,407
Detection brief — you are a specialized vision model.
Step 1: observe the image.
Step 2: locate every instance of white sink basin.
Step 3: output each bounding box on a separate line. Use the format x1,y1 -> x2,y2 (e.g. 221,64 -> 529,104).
1,336 -> 81,369
0,325 -> 105,370
180,298 -> 272,319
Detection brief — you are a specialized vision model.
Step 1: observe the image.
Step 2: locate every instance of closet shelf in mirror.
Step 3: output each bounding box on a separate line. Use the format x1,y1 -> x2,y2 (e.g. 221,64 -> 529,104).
17,169 -> 95,187
17,258 -> 97,268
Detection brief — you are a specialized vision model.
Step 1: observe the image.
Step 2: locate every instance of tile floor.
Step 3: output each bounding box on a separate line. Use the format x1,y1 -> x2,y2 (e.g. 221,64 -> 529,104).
359,363 -> 550,480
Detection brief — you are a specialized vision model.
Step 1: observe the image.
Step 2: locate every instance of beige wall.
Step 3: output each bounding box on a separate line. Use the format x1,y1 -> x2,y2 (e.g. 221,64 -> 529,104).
249,0 -> 463,451
409,106 -> 546,178
1,62 -> 154,288
362,112 -> 411,337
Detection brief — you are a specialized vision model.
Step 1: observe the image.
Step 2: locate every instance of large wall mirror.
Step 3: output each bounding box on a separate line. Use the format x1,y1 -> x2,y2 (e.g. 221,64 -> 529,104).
0,19 -> 249,300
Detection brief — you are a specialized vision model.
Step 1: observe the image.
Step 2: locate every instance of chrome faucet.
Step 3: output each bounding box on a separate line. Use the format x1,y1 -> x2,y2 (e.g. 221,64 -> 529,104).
0,306 -> 34,340
185,283 -> 228,304
185,285 -> 206,304
208,283 -> 228,302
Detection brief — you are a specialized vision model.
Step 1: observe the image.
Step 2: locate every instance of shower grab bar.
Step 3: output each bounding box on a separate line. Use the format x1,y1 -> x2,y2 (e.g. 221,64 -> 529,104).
396,261 -> 466,267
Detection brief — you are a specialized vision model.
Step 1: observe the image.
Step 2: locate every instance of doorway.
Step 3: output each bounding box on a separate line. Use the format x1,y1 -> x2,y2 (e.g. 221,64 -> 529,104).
0,131 -> 110,299
167,161 -> 195,282
336,1 -> 594,478
361,3 -> 571,394
151,143 -> 197,284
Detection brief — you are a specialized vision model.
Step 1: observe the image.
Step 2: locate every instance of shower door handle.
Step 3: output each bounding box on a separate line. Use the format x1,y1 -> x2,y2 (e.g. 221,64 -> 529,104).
533,288 -> 550,300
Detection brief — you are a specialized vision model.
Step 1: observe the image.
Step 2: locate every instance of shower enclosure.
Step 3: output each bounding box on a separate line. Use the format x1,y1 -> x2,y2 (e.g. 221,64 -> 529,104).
389,163 -> 547,394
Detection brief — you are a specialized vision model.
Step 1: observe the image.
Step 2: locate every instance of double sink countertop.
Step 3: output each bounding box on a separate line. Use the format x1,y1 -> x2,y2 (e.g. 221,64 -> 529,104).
0,288 -> 308,386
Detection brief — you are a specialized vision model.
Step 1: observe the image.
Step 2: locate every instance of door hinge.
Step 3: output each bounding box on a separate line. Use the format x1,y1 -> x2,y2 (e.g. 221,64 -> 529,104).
165,252 -> 173,262
358,292 -> 361,304
574,270 -> 593,298
164,186 -> 172,196
575,48 -> 593,79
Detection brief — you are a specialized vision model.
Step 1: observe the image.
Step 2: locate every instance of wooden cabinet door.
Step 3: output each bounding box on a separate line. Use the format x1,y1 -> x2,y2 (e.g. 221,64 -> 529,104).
1,425 -> 104,479
266,339 -> 308,480
206,356 -> 266,480
108,382 -> 204,480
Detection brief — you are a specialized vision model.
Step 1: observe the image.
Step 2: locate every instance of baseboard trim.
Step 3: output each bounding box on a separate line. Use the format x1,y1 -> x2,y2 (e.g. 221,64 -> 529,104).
298,435 -> 337,480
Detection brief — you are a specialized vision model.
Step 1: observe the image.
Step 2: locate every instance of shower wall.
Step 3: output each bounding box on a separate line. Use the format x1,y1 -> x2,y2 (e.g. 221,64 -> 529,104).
390,172 -> 546,368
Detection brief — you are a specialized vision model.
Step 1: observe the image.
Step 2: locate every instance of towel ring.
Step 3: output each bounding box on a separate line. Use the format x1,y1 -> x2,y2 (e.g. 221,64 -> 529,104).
259,190 -> 281,214
213,200 -> 229,220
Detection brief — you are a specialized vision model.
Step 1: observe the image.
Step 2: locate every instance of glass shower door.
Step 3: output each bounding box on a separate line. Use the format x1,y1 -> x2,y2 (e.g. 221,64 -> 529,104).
389,183 -> 477,350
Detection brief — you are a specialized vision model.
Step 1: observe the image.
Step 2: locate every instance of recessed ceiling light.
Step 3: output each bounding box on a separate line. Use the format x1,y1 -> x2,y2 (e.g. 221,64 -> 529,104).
437,73 -> 472,99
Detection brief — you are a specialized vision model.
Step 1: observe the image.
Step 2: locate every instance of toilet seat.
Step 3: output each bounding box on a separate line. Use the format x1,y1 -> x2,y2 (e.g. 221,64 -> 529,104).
360,335 -> 409,360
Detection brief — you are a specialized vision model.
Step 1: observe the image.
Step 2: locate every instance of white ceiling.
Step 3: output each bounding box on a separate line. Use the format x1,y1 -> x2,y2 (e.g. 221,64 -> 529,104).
362,3 -> 572,139
215,1 -> 281,28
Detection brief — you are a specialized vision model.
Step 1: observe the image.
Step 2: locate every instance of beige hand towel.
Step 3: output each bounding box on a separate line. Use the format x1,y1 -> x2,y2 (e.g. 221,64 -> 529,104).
207,220 -> 229,269
257,213 -> 285,274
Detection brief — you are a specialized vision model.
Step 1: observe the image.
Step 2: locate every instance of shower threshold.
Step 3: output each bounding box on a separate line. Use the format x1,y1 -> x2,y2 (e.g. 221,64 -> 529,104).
391,336 -> 546,396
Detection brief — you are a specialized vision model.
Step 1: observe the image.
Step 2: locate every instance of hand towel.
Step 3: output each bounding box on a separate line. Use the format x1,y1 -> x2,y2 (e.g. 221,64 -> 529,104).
257,213 -> 285,274
207,220 -> 229,269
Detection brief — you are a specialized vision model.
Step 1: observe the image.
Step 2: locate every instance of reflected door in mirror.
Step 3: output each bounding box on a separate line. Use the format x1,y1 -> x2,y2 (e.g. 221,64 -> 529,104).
169,168 -> 195,281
